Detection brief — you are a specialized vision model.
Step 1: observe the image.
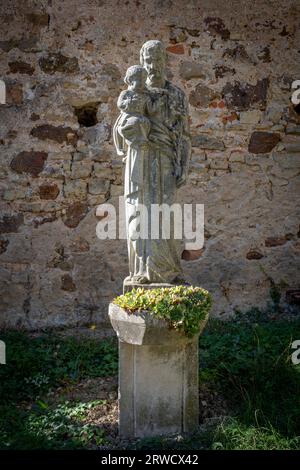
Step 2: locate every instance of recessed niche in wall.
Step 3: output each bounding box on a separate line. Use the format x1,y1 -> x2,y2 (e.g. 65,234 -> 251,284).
74,102 -> 100,127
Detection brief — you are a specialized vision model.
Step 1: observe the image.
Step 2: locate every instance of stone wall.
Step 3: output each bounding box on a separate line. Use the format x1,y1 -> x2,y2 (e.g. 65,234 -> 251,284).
0,0 -> 299,329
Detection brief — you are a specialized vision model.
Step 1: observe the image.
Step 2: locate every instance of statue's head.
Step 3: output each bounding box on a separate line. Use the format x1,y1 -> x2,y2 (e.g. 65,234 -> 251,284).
140,40 -> 166,83
124,65 -> 147,91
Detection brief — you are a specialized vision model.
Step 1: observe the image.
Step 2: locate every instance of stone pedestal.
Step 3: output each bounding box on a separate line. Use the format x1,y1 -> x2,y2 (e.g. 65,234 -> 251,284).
108,302 -> 208,438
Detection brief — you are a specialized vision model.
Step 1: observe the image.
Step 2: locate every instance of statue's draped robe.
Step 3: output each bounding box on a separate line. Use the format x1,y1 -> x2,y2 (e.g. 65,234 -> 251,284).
113,81 -> 190,283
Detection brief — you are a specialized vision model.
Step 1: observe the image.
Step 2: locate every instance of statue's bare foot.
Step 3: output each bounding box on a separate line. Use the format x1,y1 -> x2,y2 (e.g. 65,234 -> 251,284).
131,275 -> 149,284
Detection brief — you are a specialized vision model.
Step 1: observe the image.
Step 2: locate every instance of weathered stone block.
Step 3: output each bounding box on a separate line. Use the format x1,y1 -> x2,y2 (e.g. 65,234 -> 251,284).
166,44 -> 185,54
39,53 -> 79,74
286,125 -> 300,135
0,214 -> 24,234
0,239 -> 9,255
182,248 -> 205,261
93,163 -> 114,179
8,61 -> 35,75
3,188 -> 26,201
179,61 -> 206,80
248,132 -> 280,154
265,236 -> 288,247
64,180 -> 87,199
10,151 -> 48,177
222,79 -> 269,111
189,161 -> 208,174
108,302 -> 208,438
189,84 -> 220,108
0,36 -> 40,52
6,82 -> 23,105
204,16 -> 230,41
209,156 -> 229,170
283,143 -> 300,153
63,202 -> 88,228
273,153 -> 300,169
39,183 -> 60,200
246,250 -> 264,260
100,63 -> 121,81
191,134 -> 225,150
32,214 -> 57,228
27,13 -> 50,26
71,161 -> 92,179
88,178 -> 110,195
61,274 -> 76,291
229,150 -> 246,162
239,110 -> 262,124
81,123 -> 110,145
31,125 -> 78,144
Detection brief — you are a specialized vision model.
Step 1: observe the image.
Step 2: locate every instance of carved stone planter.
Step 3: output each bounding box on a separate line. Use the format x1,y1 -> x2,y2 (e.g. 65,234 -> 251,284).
108,302 -> 209,438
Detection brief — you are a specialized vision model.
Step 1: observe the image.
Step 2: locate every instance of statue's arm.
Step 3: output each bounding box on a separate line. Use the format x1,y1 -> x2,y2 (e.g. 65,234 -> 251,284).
117,90 -> 130,111
114,91 -> 130,158
113,113 -> 126,157
113,90 -> 132,158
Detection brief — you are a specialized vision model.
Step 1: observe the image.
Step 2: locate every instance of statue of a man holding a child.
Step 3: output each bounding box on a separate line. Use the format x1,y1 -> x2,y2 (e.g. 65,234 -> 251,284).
113,40 -> 191,286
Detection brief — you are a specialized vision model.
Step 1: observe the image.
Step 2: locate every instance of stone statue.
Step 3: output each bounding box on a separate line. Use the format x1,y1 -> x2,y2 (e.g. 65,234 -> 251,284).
113,40 -> 191,286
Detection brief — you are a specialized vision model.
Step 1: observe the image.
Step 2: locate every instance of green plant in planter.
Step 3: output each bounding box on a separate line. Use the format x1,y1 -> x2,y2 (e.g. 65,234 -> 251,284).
113,285 -> 212,337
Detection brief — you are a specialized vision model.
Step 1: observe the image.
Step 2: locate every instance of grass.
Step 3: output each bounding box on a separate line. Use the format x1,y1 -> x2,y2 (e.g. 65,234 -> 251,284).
0,400 -> 107,450
0,332 -> 118,403
198,314 -> 300,450
0,308 -> 299,450
209,419 -> 300,450
0,333 -> 118,449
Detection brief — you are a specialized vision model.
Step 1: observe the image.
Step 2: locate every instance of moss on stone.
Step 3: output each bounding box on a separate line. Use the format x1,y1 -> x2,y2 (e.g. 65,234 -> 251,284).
113,285 -> 212,337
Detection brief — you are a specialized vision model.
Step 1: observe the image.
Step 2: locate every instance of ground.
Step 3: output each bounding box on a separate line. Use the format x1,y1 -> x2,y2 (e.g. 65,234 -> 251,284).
0,303 -> 300,450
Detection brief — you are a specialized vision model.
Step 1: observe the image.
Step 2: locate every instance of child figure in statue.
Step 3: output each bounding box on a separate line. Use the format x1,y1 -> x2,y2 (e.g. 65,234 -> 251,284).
114,65 -> 151,159
113,65 -> 153,282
